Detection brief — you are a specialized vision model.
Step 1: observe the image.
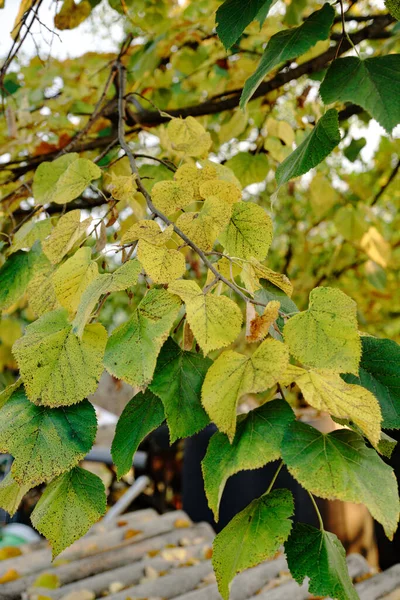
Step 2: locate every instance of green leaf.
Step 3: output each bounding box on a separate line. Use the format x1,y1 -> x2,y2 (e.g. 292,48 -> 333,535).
31,466 -> 106,558
33,153 -> 101,205
202,399 -> 294,520
320,56 -> 400,134
13,308 -> 107,407
219,201 -> 273,260
240,4 -> 334,108
385,0 -> 400,20
0,388 -> 97,485
276,109 -> 341,186
285,523 -> 359,600
202,339 -> 289,441
149,337 -> 211,443
343,336 -> 400,429
111,390 -> 165,478
0,472 -> 31,517
212,488 -> 294,599
72,259 -> 141,337
0,245 -> 49,311
254,280 -> 299,316
283,286 -> 361,375
104,288 -> 181,387
216,0 -> 273,49
0,378 -> 22,409
281,421 -> 400,539
168,280 -> 242,355
224,153 -> 269,188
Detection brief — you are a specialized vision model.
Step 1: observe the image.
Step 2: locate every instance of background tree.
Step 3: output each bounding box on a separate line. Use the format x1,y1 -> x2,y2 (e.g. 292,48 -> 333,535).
0,0 -> 399,598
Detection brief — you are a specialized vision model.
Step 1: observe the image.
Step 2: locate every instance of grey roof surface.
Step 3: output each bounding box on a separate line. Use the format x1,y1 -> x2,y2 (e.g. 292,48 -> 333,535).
0,509 -> 398,600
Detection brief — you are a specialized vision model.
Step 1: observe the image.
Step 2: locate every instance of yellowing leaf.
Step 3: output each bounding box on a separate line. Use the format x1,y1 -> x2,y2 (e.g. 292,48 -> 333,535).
33,154 -> 101,205
199,179 -> 241,205
293,368 -> 382,447
31,467 -> 106,558
0,472 -> 30,517
73,259 -> 141,337
248,258 -> 293,296
13,308 -> 107,407
361,226 -> 391,268
176,196 -> 232,251
42,210 -> 91,264
54,0 -> 91,30
283,287 -> 361,375
104,288 -> 181,386
201,339 -> 289,440
27,263 -> 59,317
168,280 -> 242,355
152,180 -> 194,215
0,245 -> 49,310
137,240 -> 186,284
0,389 -> 97,485
220,202 -> 273,260
9,218 -> 51,254
52,247 -> 98,316
246,300 -> 280,343
0,378 -> 22,409
167,116 -> 212,157
265,118 -> 295,146
334,204 -> 369,242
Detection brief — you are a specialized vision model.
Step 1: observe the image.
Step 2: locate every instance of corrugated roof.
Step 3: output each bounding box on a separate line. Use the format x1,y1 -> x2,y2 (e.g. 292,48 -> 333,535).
0,509 -> 398,600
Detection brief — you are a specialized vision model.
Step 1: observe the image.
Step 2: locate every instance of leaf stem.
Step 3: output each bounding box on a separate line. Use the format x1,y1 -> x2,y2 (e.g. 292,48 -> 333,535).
308,492 -> 324,530
266,461 -> 284,495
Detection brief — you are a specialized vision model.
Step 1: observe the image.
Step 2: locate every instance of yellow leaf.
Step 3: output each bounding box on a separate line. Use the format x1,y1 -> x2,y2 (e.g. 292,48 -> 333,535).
167,116 -> 212,157
33,573 -> 60,589
334,204 -> 369,242
174,163 -> 217,199
293,368 -> 382,447
152,180 -> 194,215
219,110 -> 247,144
199,160 -> 242,189
201,339 -> 289,440
138,240 -> 186,284
360,226 -> 391,269
246,301 -> 280,343
199,180 -> 241,205
0,568 -> 19,583
52,247 -> 99,316
0,546 -> 22,560
220,201 -> 273,260
107,172 -> 137,202
121,220 -> 171,246
265,117 -> 295,147
54,0 -> 91,30
27,265 -> 59,317
11,0 -> 37,39
284,287 -> 361,375
168,280 -> 242,354
176,196 -> 232,252
309,173 -> 339,218
42,210 -> 91,264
